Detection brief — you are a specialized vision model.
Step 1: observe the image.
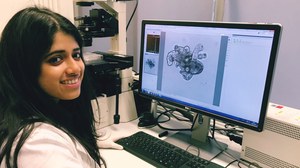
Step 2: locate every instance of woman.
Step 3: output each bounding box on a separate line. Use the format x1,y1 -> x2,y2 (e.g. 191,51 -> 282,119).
0,6 -> 106,167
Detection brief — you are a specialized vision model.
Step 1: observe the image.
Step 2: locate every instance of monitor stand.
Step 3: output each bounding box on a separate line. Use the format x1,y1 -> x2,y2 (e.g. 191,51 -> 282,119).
164,114 -> 228,161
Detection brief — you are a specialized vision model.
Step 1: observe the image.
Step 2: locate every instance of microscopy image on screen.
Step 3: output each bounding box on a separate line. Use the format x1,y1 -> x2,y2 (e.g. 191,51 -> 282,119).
143,53 -> 159,75
160,32 -> 222,105
166,44 -> 207,81
146,34 -> 160,53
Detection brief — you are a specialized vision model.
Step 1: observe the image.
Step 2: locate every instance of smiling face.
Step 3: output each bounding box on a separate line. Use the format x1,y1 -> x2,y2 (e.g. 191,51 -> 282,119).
38,31 -> 85,100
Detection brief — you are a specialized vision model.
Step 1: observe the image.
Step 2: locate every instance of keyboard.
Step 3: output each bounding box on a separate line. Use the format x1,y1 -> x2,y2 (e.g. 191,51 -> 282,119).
116,131 -> 224,168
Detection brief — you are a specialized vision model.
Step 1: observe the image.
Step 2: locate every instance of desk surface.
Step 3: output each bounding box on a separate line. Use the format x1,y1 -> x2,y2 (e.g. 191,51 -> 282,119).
99,118 -> 243,168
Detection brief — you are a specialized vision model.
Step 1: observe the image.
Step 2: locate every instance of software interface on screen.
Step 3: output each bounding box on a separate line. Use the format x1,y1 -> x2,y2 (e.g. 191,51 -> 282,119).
139,21 -> 281,131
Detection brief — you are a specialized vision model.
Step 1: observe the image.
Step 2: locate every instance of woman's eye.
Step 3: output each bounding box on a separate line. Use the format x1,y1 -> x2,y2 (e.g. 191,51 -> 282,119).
47,56 -> 63,65
73,53 -> 81,60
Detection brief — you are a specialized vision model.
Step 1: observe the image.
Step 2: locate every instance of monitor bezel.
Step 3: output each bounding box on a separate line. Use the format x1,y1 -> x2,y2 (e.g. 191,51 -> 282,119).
138,20 -> 282,132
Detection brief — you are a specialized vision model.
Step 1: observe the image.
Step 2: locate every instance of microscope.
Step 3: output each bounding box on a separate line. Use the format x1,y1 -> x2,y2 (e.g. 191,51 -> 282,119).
73,0 -> 137,128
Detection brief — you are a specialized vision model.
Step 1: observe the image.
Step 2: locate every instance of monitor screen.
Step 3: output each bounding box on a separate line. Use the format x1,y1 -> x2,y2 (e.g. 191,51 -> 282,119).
138,20 -> 281,132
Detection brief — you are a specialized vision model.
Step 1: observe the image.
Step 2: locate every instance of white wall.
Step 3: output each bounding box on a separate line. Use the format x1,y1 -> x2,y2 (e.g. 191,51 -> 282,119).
0,0 -> 34,32
0,0 -> 74,34
222,0 -> 300,109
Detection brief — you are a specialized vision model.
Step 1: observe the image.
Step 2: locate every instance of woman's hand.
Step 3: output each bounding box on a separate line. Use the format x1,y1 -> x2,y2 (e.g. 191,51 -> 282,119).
97,130 -> 123,150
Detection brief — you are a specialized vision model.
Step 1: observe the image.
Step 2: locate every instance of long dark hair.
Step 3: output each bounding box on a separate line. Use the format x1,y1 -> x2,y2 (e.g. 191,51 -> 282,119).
0,6 -> 105,167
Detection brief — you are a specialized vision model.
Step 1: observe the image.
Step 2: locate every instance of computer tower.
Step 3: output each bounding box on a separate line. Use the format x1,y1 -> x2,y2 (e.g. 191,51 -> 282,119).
241,103 -> 300,168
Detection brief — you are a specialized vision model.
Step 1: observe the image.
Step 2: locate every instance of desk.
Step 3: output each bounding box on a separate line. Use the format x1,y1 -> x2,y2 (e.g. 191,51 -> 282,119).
99,118 -> 244,168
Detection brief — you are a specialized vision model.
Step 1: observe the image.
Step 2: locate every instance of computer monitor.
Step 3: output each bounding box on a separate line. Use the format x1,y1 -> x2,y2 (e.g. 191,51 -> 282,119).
138,20 -> 281,134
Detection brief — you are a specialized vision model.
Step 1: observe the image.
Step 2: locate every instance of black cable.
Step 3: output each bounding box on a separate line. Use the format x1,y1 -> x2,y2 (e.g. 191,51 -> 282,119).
113,92 -> 120,124
113,70 -> 121,124
157,100 -> 197,126
209,149 -> 224,162
156,100 -> 171,112
155,104 -> 194,131
213,128 -> 243,132
169,111 -> 192,122
211,119 -> 216,139
237,160 -> 243,168
211,121 -> 244,146
190,113 -> 198,130
157,101 -> 192,122
126,0 -> 139,30
156,110 -> 172,123
225,159 -> 239,168
155,101 -> 175,123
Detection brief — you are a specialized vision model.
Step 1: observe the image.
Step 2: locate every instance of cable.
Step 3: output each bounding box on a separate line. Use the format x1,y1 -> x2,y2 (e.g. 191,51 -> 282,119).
155,102 -> 195,131
157,101 -> 192,122
212,144 -> 262,168
225,159 -> 239,168
213,128 -> 243,132
186,145 -> 200,157
209,150 -> 224,162
211,119 -> 216,139
226,132 -> 243,145
156,110 -> 172,123
211,121 -> 244,146
126,0 -> 139,30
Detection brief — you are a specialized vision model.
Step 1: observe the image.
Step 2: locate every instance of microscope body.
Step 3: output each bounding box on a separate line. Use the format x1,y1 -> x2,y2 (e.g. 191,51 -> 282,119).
74,0 -> 137,127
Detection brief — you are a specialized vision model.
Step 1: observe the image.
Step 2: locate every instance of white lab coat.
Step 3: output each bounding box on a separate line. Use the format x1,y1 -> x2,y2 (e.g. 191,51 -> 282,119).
0,123 -> 101,168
